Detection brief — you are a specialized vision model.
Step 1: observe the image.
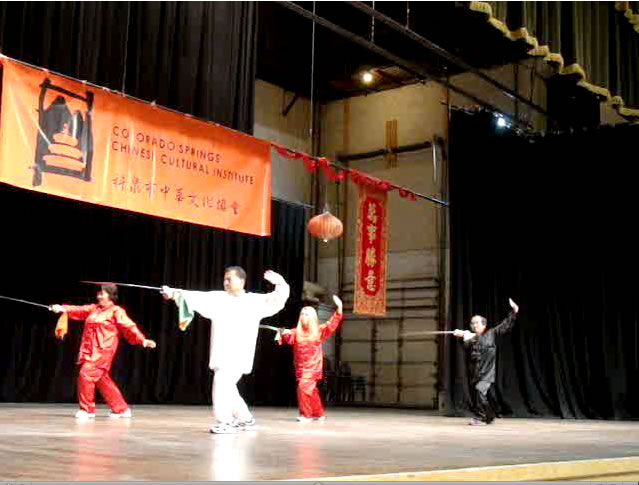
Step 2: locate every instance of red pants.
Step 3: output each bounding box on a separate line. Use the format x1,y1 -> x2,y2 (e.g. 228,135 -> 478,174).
78,363 -> 128,414
297,378 -> 324,418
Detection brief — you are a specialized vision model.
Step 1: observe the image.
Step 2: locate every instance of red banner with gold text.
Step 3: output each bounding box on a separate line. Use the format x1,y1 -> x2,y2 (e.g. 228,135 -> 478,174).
0,57 -> 271,235
354,184 -> 389,316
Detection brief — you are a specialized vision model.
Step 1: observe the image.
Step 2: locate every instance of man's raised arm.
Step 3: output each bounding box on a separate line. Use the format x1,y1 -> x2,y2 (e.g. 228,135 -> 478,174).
261,270 -> 290,318
493,298 -> 520,335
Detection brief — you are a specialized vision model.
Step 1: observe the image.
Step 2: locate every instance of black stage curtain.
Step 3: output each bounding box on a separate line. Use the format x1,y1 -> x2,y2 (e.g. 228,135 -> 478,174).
445,109 -> 639,419
0,1 -> 296,407
0,1 -> 257,133
0,184 -> 304,407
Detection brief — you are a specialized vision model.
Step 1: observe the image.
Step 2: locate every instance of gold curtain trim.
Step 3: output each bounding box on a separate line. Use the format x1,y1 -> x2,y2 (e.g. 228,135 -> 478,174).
616,2 -> 639,34
469,1 -> 639,121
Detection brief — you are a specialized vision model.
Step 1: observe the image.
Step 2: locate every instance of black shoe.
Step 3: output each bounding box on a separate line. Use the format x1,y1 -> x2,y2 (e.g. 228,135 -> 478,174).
468,418 -> 487,426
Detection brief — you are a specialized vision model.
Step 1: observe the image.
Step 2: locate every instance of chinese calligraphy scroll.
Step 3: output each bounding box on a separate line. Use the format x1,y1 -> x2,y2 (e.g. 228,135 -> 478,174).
354,183 -> 389,316
0,56 -> 272,236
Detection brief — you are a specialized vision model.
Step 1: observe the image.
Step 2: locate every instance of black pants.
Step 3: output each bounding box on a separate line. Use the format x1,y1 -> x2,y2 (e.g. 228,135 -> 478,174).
473,380 -> 496,423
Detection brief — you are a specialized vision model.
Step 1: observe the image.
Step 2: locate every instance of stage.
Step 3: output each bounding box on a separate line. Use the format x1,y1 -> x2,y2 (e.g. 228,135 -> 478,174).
2,404 -> 639,481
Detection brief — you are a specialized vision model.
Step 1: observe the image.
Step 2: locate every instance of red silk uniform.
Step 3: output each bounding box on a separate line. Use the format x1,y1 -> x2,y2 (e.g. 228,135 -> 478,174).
279,312 -> 343,418
63,303 -> 147,413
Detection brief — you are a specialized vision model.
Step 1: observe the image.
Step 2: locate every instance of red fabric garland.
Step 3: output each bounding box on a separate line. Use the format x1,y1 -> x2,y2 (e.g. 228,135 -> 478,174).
273,144 -> 319,173
318,157 -> 345,181
272,143 -> 417,200
348,169 -> 391,192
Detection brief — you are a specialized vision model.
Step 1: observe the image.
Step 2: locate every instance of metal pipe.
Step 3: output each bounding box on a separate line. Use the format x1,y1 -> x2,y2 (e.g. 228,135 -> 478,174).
274,145 -> 449,206
329,154 -> 447,206
0,55 -> 267,145
275,1 -> 531,136
347,2 -> 549,117
338,141 -> 432,162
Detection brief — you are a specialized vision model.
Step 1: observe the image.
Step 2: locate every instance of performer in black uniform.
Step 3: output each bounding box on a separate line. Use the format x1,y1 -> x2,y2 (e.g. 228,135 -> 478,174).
453,298 -> 520,425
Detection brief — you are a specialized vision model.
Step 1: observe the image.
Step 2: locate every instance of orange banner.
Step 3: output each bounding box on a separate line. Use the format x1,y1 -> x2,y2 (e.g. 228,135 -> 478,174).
353,184 -> 389,316
0,57 -> 271,236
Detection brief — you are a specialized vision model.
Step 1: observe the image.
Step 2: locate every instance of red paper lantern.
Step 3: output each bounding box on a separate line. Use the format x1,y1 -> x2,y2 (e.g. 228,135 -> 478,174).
307,209 -> 343,242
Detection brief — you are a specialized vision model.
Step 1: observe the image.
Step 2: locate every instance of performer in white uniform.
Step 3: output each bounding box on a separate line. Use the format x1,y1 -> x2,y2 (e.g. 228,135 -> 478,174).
161,267 -> 290,434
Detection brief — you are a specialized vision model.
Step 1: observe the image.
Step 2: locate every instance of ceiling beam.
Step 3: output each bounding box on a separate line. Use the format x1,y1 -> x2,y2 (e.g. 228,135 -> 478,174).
374,67 -> 408,86
347,1 -> 549,118
275,1 -> 533,134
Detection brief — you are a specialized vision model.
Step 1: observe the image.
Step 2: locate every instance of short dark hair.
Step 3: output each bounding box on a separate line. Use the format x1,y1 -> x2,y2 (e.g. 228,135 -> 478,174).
224,266 -> 246,281
472,315 -> 487,326
100,284 -> 118,303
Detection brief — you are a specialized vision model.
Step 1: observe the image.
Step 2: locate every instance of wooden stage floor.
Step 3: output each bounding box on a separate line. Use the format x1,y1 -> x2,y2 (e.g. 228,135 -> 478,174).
2,404 -> 639,481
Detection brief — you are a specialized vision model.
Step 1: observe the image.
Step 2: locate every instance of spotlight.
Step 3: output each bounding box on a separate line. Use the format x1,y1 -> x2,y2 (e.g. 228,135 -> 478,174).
496,117 -> 507,128
362,71 -> 374,84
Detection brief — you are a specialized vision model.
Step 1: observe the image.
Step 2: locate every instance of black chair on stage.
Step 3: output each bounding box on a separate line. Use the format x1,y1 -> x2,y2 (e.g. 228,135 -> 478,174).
321,357 -> 338,404
336,362 -> 367,402
351,375 -> 367,402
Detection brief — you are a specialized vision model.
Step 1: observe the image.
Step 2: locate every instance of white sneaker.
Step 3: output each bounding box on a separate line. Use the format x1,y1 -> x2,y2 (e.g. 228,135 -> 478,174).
209,423 -> 238,434
233,418 -> 258,431
314,416 -> 327,422
297,416 -> 313,423
109,408 -> 132,419
75,410 -> 96,419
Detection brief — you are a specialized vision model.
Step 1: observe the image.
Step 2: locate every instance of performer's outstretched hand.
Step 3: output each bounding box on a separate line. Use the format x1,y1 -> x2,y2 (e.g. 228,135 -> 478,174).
453,329 -> 475,341
143,339 -> 157,349
333,295 -> 343,314
160,285 -> 175,301
50,304 -> 65,313
509,298 -> 520,314
264,270 -> 286,286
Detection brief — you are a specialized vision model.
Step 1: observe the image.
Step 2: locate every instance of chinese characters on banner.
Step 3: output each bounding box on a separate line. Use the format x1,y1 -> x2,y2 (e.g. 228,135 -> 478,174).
354,184 -> 389,316
0,56 -> 272,236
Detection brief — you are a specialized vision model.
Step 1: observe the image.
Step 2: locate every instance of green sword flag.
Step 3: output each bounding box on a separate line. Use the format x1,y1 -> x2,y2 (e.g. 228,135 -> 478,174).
174,292 -> 195,331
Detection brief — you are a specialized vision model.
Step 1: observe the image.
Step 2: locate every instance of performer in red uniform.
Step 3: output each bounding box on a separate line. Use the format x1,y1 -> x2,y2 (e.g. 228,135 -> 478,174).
50,284 -> 156,419
278,295 -> 343,422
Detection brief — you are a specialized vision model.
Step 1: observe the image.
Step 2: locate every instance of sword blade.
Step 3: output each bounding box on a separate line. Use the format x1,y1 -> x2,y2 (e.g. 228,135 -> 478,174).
0,295 -> 50,309
81,281 -> 162,291
259,324 -> 282,342
401,330 -> 455,337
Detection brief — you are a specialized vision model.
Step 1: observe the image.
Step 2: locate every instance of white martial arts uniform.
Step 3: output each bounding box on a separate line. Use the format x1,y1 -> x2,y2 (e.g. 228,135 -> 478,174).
176,283 -> 290,424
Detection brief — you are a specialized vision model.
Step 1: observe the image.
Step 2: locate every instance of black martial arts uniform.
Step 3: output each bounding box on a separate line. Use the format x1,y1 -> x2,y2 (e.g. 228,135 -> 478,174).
464,311 -> 517,423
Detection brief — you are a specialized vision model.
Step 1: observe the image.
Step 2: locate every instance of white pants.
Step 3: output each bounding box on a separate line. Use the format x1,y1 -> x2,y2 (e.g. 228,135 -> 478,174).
212,368 -> 252,424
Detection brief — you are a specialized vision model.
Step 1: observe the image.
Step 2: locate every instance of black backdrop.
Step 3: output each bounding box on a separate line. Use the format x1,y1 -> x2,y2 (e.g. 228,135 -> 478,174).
0,1 -> 257,133
0,1 -> 304,407
445,110 -> 639,420
0,184 -> 304,406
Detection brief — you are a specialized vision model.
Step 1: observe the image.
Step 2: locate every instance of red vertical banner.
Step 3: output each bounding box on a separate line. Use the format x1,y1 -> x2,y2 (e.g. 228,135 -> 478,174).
354,184 -> 389,316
